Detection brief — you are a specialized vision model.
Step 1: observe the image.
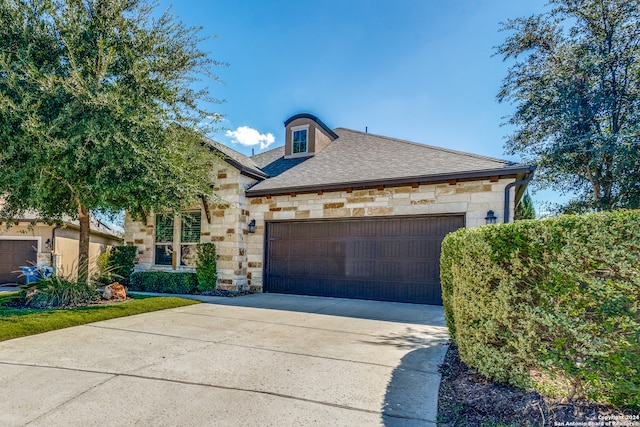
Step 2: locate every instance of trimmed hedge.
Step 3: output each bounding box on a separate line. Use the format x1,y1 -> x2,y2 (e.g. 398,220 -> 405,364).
129,272 -> 199,294
441,210 -> 640,408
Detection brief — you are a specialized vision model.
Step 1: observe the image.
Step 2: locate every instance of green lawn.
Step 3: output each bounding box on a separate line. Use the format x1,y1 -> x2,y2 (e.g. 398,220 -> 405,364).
0,292 -> 200,342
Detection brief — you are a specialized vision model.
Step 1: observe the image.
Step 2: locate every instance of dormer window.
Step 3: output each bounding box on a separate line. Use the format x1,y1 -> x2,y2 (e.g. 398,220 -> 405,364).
292,125 -> 309,154
283,113 -> 338,159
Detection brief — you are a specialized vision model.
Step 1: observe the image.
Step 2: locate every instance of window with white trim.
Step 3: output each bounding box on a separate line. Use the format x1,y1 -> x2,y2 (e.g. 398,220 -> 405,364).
154,211 -> 201,267
292,128 -> 308,154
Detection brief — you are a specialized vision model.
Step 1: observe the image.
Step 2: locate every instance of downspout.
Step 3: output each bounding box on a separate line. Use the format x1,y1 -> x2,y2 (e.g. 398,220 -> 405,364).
503,168 -> 536,223
51,225 -> 59,271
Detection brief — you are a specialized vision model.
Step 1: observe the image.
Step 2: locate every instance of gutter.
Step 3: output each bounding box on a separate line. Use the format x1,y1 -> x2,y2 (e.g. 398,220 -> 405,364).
503,166 -> 536,223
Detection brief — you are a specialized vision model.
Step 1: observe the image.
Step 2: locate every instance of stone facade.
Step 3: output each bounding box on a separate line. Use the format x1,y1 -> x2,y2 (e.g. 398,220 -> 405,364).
245,178 -> 514,291
125,166 -> 516,292
124,158 -> 255,291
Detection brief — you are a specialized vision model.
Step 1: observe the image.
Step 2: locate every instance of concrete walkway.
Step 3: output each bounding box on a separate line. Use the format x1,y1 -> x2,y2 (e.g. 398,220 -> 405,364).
0,293 -> 449,426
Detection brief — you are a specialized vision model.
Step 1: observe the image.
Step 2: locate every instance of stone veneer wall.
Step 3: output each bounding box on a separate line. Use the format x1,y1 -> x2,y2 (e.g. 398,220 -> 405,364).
125,174 -> 517,293
245,178 -> 516,292
124,160 -> 256,291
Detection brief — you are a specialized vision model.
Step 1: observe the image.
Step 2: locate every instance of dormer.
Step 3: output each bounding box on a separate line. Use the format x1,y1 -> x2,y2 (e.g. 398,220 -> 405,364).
284,113 -> 338,159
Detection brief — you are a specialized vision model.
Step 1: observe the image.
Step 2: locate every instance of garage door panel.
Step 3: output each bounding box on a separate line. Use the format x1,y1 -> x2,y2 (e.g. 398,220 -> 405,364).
264,215 -> 464,305
0,240 -> 38,284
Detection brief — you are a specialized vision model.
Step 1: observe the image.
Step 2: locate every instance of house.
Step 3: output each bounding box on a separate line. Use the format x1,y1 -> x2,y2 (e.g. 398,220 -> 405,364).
125,113 -> 535,304
0,213 -> 123,284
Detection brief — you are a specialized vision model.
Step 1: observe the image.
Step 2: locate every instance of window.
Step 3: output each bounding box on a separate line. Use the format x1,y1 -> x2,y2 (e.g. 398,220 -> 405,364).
180,211 -> 201,267
292,129 -> 308,154
154,214 -> 174,266
154,211 -> 201,267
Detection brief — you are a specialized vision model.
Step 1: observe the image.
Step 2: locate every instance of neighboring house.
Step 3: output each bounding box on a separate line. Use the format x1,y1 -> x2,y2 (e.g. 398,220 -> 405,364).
0,212 -> 123,284
125,113 -> 535,304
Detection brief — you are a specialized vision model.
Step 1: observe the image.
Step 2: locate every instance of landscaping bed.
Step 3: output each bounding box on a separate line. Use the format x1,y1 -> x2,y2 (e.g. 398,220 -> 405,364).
438,342 -> 636,426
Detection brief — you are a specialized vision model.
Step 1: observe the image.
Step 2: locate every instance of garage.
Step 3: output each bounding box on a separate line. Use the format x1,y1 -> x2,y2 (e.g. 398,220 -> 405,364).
264,215 -> 465,304
0,240 -> 38,284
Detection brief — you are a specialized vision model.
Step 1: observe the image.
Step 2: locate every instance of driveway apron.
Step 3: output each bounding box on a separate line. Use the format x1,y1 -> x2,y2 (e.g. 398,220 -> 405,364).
0,294 -> 449,426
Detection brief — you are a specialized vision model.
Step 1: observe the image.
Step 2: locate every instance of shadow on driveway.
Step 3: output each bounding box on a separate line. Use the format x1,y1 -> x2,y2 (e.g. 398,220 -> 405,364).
382,344 -> 448,425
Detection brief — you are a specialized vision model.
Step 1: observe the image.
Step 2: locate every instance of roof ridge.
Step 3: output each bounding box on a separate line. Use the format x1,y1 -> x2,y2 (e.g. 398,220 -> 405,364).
333,127 -> 513,165
203,136 -> 252,162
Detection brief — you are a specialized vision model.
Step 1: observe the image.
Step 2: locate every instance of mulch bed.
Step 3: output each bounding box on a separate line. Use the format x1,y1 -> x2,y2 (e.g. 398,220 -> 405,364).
2,297 -> 133,309
437,342 -> 636,426
2,287 -> 254,309
199,289 -> 254,298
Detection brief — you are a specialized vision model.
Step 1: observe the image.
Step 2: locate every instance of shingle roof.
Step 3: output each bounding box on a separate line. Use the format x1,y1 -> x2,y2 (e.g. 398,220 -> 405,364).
251,147 -> 308,177
247,128 -> 533,196
206,138 -> 268,180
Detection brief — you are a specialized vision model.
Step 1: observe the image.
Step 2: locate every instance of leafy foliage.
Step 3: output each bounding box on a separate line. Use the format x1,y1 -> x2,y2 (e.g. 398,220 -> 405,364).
195,243 -> 217,292
515,192 -> 536,220
108,245 -> 138,285
441,210 -> 640,408
0,0 -> 224,281
129,271 -> 198,294
497,0 -> 640,211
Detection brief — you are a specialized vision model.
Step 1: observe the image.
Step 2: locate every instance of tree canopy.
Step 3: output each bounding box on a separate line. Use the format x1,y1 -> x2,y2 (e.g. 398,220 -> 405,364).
0,0 -> 224,281
497,0 -> 640,212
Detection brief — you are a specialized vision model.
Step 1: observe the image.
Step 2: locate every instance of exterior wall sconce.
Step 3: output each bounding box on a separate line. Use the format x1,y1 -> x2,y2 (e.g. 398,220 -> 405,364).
248,219 -> 256,233
485,210 -> 497,225
45,239 -> 52,249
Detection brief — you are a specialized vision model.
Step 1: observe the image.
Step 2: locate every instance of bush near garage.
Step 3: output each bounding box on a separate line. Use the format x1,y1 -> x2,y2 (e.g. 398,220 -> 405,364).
129,271 -> 199,294
440,210 -> 640,408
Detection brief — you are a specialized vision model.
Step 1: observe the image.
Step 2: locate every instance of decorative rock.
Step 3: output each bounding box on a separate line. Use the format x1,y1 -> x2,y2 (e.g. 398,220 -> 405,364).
103,282 -> 127,300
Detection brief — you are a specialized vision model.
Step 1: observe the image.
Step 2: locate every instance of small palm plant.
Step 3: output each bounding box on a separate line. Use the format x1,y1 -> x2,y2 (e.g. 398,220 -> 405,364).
20,260 -> 100,308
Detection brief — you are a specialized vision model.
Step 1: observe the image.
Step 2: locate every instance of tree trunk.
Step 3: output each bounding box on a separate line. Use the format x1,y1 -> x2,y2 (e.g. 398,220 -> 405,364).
78,204 -> 90,283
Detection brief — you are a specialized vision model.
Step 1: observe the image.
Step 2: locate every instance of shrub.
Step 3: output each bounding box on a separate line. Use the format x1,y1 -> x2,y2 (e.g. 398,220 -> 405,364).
21,276 -> 99,308
129,272 -> 198,294
195,243 -> 217,292
441,210 -> 640,408
108,245 -> 138,285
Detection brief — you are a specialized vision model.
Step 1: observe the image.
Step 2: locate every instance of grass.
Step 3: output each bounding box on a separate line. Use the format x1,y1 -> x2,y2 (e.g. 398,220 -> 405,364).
0,292 -> 200,342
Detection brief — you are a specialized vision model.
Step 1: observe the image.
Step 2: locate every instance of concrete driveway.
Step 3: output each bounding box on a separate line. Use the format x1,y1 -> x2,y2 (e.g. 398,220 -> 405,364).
0,294 -> 449,426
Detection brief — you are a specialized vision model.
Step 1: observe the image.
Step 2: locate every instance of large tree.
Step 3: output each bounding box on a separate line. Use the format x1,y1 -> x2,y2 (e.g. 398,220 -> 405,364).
0,0 -> 223,282
497,0 -> 640,212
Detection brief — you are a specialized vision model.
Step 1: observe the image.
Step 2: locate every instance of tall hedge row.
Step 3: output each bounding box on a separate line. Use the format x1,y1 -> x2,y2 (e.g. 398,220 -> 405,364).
441,210 -> 640,408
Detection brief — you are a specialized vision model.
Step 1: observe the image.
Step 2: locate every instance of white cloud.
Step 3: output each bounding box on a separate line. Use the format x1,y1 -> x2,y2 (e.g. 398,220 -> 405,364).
226,126 -> 275,149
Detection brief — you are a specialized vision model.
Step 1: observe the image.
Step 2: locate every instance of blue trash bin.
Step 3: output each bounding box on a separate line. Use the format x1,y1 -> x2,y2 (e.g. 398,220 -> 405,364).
19,266 -> 39,284
40,267 -> 54,278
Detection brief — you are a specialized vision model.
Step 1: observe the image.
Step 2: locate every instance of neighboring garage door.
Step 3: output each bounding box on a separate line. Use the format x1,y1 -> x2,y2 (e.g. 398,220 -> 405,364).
0,240 -> 38,284
264,215 -> 465,304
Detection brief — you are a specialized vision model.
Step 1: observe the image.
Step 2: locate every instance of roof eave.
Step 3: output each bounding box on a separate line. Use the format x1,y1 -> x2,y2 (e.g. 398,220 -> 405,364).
246,165 -> 536,197
224,158 -> 269,180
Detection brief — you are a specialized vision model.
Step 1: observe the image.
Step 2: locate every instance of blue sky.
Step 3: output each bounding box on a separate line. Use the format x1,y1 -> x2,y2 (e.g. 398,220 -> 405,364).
155,0 -> 562,210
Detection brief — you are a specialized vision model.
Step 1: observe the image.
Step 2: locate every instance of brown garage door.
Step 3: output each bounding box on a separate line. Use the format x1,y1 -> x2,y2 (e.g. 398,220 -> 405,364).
264,215 -> 464,304
0,240 -> 38,284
